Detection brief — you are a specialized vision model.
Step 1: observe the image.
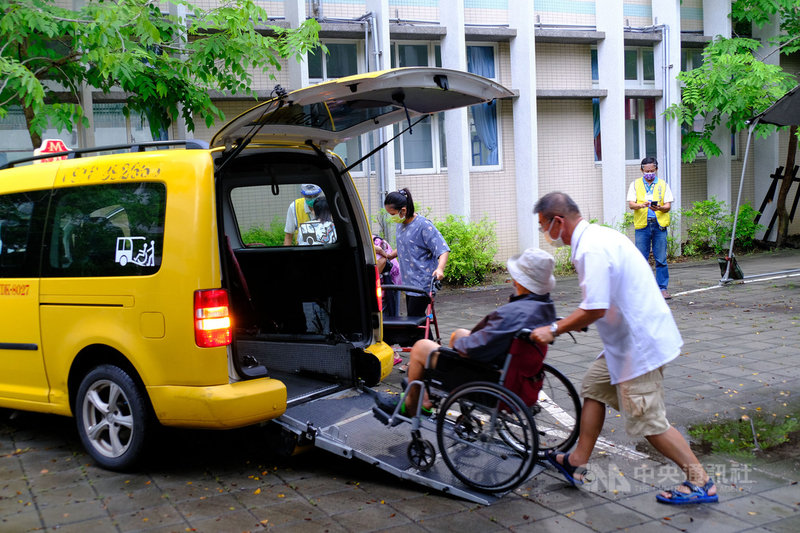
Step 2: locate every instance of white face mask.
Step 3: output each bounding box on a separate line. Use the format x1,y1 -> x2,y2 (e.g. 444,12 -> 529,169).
543,218 -> 567,248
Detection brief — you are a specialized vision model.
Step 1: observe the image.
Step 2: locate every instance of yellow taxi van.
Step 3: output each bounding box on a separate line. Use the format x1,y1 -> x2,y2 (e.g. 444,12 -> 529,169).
0,67 -> 511,470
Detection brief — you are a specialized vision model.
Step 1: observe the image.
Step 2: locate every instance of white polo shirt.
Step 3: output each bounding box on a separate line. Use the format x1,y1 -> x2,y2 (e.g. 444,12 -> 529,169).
570,220 -> 682,384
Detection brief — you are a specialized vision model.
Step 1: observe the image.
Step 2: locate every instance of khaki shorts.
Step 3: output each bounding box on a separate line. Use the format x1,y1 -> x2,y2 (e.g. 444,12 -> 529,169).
581,357 -> 670,437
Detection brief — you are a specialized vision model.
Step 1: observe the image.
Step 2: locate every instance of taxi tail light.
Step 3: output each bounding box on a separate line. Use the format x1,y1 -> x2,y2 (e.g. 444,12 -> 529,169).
194,289 -> 232,347
375,265 -> 383,312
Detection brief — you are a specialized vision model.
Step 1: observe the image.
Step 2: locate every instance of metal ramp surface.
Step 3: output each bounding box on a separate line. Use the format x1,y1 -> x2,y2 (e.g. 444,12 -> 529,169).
275,388 -> 544,505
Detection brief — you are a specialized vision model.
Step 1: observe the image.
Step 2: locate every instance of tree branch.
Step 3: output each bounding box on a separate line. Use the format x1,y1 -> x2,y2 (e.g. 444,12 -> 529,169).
758,34 -> 800,62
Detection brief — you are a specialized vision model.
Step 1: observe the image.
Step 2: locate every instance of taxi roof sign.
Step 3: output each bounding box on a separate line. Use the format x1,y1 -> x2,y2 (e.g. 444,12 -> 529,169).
33,139 -> 70,164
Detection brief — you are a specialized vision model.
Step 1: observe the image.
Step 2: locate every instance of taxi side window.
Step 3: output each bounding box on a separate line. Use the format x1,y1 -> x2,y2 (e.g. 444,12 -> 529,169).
43,183 -> 166,277
0,191 -> 47,278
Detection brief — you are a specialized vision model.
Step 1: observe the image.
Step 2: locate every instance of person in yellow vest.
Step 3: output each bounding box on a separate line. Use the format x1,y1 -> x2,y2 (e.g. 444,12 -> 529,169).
283,183 -> 322,245
626,157 -> 674,299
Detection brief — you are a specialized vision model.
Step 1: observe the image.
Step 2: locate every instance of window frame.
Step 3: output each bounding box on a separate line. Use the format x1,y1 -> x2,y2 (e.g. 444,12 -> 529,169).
0,190 -> 48,278
466,42 -> 502,171
681,47 -> 704,72
389,41 -> 446,175
624,97 -> 657,163
307,39 -> 363,83
623,46 -> 656,89
42,182 -> 167,278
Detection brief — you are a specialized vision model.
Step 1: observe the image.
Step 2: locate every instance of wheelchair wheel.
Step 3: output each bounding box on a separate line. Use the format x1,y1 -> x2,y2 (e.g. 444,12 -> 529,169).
532,364 -> 581,457
407,438 -> 436,471
497,364 -> 581,458
436,381 -> 538,493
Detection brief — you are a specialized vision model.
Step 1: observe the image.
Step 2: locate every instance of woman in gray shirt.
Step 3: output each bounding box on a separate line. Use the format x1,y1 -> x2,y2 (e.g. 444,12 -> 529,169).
383,188 -> 450,316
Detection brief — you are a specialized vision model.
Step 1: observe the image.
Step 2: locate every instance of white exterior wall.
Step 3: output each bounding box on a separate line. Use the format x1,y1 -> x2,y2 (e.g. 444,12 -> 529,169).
0,0 -> 784,262
703,0 -> 733,210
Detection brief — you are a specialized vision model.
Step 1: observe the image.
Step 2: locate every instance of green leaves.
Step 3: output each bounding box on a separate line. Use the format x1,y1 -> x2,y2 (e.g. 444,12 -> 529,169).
1,0 -> 320,146
681,197 -> 764,255
665,35 -> 795,163
434,215 -> 498,287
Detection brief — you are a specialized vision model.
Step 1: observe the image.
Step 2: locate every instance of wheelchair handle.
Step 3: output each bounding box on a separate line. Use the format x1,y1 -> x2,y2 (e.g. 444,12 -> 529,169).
516,320 -> 587,345
429,277 -> 442,295
515,327 -> 571,345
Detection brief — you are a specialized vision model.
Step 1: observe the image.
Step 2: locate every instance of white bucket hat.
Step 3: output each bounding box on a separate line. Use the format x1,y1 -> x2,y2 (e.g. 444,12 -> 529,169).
506,248 -> 556,295
301,183 -> 322,197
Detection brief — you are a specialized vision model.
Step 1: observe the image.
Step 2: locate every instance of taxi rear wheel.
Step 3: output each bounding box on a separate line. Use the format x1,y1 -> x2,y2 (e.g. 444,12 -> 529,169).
76,364 -> 150,471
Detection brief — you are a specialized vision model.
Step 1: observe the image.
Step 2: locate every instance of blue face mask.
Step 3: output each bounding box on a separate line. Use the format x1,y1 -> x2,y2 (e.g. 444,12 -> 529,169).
643,172 -> 657,182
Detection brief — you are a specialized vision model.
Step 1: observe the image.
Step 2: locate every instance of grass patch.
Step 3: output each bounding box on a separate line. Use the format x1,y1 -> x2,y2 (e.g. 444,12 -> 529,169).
689,414 -> 799,457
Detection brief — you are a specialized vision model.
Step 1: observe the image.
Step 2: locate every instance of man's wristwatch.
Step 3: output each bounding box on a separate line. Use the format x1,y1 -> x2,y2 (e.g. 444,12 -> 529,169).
549,322 -> 559,337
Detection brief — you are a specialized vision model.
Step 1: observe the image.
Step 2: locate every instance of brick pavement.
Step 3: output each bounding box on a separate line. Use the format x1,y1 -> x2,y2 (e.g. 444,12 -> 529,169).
2,250 -> 799,532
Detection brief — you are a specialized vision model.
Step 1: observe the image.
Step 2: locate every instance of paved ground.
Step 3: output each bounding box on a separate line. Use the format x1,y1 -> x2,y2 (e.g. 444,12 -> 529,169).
2,250 -> 800,532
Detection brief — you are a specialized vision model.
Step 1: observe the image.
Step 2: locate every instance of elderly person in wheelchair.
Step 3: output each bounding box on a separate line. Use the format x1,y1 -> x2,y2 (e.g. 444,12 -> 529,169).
374,247 -> 558,420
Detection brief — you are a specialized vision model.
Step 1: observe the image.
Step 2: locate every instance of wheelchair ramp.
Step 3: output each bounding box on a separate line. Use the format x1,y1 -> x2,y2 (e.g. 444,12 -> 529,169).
274,388 -> 544,505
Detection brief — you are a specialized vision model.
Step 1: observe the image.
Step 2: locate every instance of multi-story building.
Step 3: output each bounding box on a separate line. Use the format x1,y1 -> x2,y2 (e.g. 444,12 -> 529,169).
2,0 -> 798,259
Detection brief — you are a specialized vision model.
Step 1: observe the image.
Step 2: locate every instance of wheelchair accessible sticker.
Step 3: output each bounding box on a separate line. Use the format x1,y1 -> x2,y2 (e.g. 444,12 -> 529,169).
115,237 -> 155,267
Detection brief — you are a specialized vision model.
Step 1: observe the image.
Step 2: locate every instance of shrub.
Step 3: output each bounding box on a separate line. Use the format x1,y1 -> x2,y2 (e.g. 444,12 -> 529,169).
240,215 -> 285,247
552,246 -> 575,277
666,210 -> 681,259
434,214 -> 498,286
732,202 -> 763,251
682,197 -> 763,256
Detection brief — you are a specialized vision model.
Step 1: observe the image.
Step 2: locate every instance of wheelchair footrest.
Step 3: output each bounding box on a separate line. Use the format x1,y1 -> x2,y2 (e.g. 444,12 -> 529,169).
372,405 -> 403,427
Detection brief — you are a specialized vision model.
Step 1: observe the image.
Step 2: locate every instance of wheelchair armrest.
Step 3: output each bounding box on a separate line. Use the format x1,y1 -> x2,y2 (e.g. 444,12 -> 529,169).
433,346 -> 461,358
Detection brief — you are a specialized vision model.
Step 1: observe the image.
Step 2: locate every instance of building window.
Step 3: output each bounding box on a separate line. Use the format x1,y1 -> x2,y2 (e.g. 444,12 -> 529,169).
592,98 -> 602,162
624,47 -> 655,87
309,41 -> 363,171
681,48 -> 704,72
467,44 -> 500,168
0,104 -> 154,166
308,41 -> 360,80
391,43 -> 441,68
625,98 -> 656,161
390,42 -> 445,173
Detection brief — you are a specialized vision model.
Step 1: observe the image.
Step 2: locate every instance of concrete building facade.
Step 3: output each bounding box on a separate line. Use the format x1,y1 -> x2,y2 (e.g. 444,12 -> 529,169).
3,0 -> 799,259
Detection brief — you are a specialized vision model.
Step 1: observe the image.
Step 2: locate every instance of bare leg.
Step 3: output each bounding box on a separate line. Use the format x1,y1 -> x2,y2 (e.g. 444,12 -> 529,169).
404,339 -> 439,412
449,328 -> 470,347
647,427 -> 716,497
552,397 -> 606,481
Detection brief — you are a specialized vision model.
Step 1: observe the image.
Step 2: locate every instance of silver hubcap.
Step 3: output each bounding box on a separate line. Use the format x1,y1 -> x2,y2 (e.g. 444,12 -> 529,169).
81,379 -> 134,458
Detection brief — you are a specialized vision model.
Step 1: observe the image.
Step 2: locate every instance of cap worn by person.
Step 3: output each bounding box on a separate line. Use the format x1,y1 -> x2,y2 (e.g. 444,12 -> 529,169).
507,248 -> 556,295
301,183 -> 322,197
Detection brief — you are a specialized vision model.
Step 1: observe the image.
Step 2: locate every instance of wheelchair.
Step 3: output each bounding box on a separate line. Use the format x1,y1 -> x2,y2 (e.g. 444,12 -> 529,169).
380,278 -> 441,349
371,328 -> 581,493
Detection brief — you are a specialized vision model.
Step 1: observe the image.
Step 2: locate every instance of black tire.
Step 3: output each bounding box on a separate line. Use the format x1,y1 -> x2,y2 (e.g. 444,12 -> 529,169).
532,364 -> 581,457
436,381 -> 537,493
75,364 -> 150,471
407,439 -> 436,471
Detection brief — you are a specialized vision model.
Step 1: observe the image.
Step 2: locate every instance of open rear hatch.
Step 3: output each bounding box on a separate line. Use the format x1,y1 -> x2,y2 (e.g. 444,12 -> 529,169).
211,67 -> 514,149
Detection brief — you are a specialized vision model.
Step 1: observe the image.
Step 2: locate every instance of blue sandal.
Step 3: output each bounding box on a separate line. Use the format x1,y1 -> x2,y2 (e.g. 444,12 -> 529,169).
545,450 -> 586,486
656,479 -> 718,505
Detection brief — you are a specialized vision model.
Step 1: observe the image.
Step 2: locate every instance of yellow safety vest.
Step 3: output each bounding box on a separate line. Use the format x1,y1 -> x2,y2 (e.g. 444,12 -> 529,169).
294,198 -> 311,231
633,178 -> 670,229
